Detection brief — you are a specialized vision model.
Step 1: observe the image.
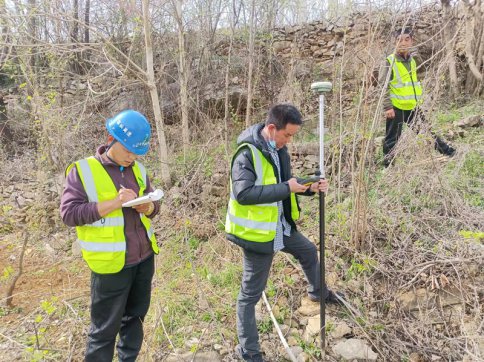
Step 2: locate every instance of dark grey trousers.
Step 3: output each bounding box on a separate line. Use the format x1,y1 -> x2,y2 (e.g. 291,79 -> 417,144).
85,255 -> 154,362
236,231 -> 328,354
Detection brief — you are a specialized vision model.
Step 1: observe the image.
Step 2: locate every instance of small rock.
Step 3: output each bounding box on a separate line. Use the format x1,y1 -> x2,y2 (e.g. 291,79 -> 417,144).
277,295 -> 289,306
438,288 -> 461,307
279,324 -> 290,335
165,351 -> 221,362
396,288 -> 433,311
44,243 -> 56,256
409,352 -> 424,362
273,40 -> 293,53
455,115 -> 483,128
272,305 -> 281,319
368,311 -> 378,318
213,343 -> 223,351
287,336 -> 298,346
16,195 -> 26,207
289,345 -> 303,358
260,340 -> 272,353
284,317 -> 299,328
330,322 -> 352,339
23,191 -> 36,199
297,297 -> 320,316
185,337 -> 199,348
306,315 -> 321,335
332,338 -> 378,361
297,352 -> 311,362
289,328 -> 300,335
302,329 -> 315,343
209,185 -> 225,197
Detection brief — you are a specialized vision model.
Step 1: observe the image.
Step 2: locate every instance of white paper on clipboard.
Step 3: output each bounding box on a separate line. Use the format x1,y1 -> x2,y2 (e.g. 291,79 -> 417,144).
122,189 -> 164,207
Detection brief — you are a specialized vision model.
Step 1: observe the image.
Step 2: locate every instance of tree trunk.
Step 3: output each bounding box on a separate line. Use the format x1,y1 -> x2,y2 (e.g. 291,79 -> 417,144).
462,0 -> 483,94
141,0 -> 172,186
70,0 -> 79,43
441,0 -> 459,99
84,0 -> 91,61
173,0 -> 190,157
245,0 -> 256,128
0,0 -> 11,68
474,22 -> 484,95
28,0 -> 37,70
223,17 -> 235,151
464,20 -> 483,82
69,0 -> 82,73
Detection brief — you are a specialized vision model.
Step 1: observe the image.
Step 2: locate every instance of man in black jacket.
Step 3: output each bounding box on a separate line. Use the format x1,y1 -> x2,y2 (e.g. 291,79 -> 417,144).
226,104 -> 341,362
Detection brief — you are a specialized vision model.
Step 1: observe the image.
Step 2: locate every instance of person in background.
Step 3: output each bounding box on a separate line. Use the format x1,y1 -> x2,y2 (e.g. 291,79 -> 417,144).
60,110 -> 160,361
379,27 -> 455,167
226,104 -> 343,362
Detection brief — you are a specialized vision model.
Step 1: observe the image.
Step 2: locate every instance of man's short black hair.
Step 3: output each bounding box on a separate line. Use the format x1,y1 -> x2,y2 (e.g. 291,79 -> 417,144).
266,104 -> 303,130
394,27 -> 413,39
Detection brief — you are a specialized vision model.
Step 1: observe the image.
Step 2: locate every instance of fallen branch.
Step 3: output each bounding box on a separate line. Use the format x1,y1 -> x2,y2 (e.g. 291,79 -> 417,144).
5,231 -> 28,308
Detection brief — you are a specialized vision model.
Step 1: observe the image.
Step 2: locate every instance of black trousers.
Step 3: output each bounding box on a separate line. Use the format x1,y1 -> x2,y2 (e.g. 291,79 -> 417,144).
383,107 -> 452,159
85,255 -> 155,362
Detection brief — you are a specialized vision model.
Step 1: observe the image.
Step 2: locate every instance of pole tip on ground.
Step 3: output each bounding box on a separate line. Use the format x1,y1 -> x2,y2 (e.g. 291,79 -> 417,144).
311,81 -> 332,93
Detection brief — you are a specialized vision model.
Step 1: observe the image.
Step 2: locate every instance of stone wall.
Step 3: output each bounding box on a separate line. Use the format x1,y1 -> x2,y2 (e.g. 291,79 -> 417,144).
271,6 -> 443,64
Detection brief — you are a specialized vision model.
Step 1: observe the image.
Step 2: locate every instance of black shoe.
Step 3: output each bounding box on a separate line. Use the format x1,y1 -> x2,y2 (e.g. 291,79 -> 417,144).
444,146 -> 456,157
382,156 -> 393,168
235,344 -> 265,362
326,290 -> 345,305
308,289 -> 345,305
435,136 -> 456,157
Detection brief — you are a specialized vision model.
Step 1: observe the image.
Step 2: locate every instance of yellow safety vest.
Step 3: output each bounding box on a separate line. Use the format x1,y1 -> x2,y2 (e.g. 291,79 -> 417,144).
387,54 -> 423,110
66,157 -> 158,274
225,143 -> 299,243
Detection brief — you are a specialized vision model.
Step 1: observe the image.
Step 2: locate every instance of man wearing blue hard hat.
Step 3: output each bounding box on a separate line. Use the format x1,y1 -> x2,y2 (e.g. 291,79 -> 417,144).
60,110 -> 160,361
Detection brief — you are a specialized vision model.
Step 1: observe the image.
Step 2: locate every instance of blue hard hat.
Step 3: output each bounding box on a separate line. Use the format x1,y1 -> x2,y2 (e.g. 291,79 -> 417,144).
106,110 -> 151,155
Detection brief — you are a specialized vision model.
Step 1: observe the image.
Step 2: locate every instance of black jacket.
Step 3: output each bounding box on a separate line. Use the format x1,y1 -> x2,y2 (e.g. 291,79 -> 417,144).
227,123 -> 309,254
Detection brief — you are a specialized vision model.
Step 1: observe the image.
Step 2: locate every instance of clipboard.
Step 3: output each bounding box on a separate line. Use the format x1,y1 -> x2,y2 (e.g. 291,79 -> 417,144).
122,189 -> 164,207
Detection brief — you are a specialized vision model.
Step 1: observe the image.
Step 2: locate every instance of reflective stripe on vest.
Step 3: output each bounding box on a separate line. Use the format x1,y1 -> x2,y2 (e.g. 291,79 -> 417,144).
78,240 -> 126,252
131,161 -> 157,251
67,157 -> 158,274
387,54 -> 423,111
225,143 -> 299,243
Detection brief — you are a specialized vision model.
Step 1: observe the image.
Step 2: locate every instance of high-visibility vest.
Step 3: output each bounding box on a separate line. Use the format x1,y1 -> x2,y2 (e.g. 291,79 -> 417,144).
387,54 -> 423,110
66,157 -> 158,274
225,143 -> 299,243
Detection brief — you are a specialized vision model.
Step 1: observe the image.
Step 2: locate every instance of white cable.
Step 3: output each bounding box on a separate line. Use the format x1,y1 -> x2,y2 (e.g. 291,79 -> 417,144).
261,291 -> 298,362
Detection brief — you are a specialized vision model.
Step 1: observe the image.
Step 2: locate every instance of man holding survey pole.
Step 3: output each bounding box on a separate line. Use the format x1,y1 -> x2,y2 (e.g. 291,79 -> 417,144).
60,110 -> 160,361
226,104 -> 342,362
